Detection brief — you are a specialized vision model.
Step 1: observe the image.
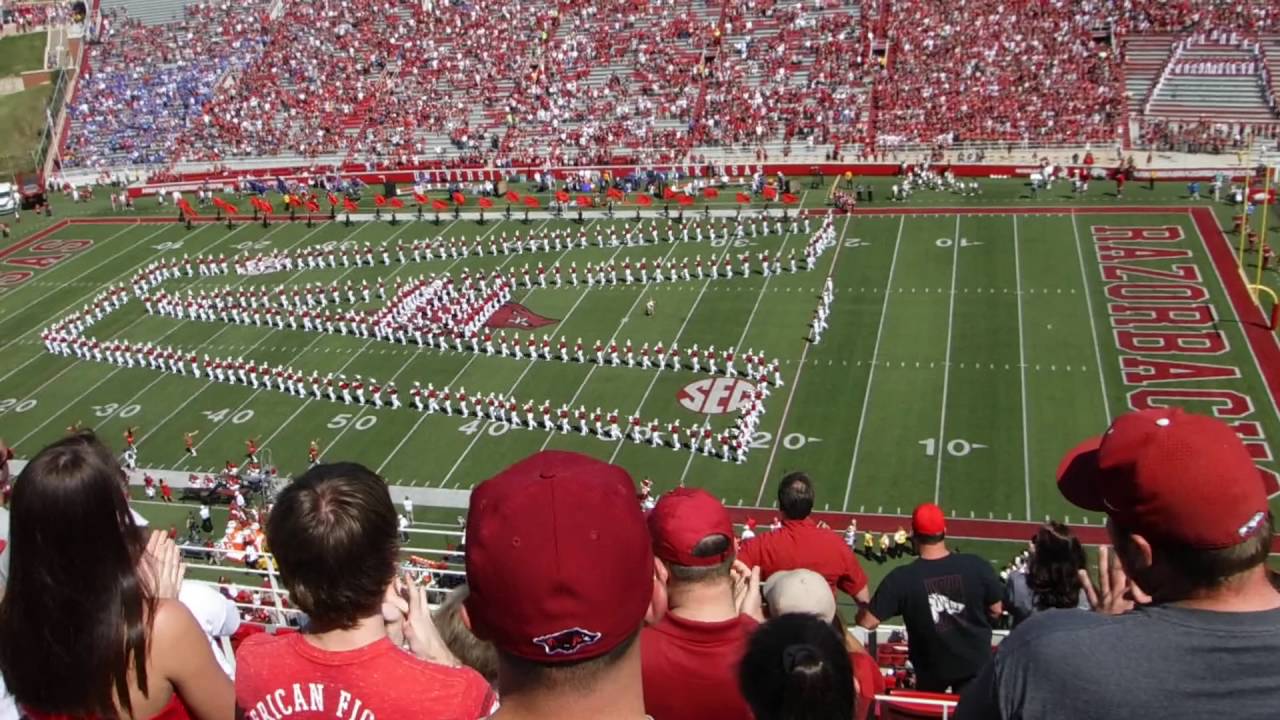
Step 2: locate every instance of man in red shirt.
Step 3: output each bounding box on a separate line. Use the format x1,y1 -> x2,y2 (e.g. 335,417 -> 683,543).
737,472 -> 870,604
235,462 -> 496,720
641,488 -> 762,720
466,451 -> 653,720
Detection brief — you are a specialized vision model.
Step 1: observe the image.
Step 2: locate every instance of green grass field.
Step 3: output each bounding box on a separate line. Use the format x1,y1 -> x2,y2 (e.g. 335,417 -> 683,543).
3,178 -> 1280,552
0,32 -> 46,77
0,82 -> 52,175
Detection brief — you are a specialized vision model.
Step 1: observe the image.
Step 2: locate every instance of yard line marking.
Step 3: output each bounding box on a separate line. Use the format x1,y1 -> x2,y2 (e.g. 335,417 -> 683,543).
1013,216 -> 1032,520
133,221 -> 355,449
842,216 -> 905,511
671,209 -> 806,484
173,219 -> 434,465
293,217 -> 528,464
932,215 -> 961,505
446,223 -> 647,483
0,222 -> 165,346
1070,213 -> 1112,423
13,222 -> 306,449
532,235 -> 691,455
375,220 -> 556,475
0,223 -> 207,386
609,229 -> 760,467
756,214 -> 852,505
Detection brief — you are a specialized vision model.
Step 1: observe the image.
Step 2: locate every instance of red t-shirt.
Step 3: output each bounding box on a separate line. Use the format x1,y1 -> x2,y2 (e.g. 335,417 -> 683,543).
736,518 -> 869,600
235,633 -> 496,720
850,650 -> 886,720
640,612 -> 758,720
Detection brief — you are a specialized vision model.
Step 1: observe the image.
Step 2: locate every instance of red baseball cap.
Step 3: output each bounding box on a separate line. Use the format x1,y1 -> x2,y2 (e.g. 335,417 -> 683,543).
1057,408 -> 1270,549
465,451 -> 653,663
648,488 -> 734,566
911,503 -> 946,536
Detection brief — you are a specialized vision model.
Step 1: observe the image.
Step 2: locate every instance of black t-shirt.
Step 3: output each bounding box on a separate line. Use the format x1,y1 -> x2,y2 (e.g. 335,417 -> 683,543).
869,552 -> 1003,683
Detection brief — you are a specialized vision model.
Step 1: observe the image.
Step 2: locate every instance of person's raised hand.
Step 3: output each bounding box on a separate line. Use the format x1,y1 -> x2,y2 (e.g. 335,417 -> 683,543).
731,561 -> 764,622
1081,545 -> 1151,616
141,530 -> 185,599
401,572 -> 460,667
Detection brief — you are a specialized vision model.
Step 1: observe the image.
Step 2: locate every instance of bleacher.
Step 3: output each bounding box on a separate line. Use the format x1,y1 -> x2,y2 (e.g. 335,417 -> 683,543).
1122,34 -> 1177,109
1145,42 -> 1277,123
98,0 -> 188,26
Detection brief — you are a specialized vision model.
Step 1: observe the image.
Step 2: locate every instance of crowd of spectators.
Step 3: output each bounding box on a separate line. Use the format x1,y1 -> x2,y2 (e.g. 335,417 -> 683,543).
57,0 -> 1280,170
63,1 -> 271,169
1,405 -> 1278,719
0,1 -> 74,33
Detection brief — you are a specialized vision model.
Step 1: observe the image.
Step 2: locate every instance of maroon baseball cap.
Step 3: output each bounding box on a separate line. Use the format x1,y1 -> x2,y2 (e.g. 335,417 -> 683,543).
911,503 -> 947,536
648,487 -> 734,567
465,451 -> 653,663
1057,408 -> 1270,549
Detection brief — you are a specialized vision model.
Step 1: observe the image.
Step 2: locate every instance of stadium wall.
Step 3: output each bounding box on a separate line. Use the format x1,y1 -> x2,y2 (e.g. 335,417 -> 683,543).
121,162 -> 1250,198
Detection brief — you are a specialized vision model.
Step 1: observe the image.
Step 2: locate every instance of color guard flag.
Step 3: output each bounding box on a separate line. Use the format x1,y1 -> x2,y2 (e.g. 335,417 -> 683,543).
576,195 -> 593,207
555,190 -> 570,203
478,197 -> 494,209
343,197 -> 358,213
662,187 -> 677,200
452,191 -> 466,205
306,199 -> 320,212
607,187 -> 624,200
781,192 -> 797,205
432,199 -> 449,212
702,187 -> 719,199
505,190 -> 521,203
413,191 -> 427,204
735,192 -> 751,203
635,194 -> 652,207
762,186 -> 778,201
523,195 -> 541,208
676,193 -> 693,206
374,194 -> 387,207
327,192 -> 339,206
390,197 -> 404,209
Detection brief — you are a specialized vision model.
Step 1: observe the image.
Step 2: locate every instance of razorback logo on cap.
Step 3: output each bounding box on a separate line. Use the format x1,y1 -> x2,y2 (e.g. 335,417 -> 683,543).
532,627 -> 602,655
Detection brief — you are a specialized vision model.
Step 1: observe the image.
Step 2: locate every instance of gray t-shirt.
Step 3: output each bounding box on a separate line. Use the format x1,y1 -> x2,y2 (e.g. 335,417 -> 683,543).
957,604 -> 1280,720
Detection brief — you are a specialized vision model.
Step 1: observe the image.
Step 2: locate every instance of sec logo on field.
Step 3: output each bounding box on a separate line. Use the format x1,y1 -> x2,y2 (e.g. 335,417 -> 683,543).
677,377 -> 755,415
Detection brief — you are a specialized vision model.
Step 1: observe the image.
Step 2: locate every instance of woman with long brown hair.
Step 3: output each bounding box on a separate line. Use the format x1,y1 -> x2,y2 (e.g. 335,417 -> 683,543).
1004,520 -> 1090,627
0,431 -> 232,719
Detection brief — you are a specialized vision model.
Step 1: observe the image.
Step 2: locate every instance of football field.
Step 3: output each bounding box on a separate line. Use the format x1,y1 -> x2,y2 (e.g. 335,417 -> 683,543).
2,199 -> 1279,532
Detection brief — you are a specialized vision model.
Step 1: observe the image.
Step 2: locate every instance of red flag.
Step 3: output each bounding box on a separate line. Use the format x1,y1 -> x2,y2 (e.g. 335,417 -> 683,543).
662,187 -> 677,200
432,199 -> 448,212
505,190 -> 521,203
343,197 -> 358,212
607,187 -> 624,200
635,194 -> 652,207
452,191 -> 465,205
555,190 -> 569,204
258,198 -> 273,213
478,197 -> 494,209
735,192 -> 751,203
390,198 -> 404,209
413,191 -> 427,204
327,192 -> 338,206
306,199 -> 320,212
211,197 -> 225,210
374,194 -> 387,207
222,201 -> 239,214
523,195 -> 541,208
781,192 -> 797,205
762,186 -> 778,201
676,193 -> 693,206
702,187 -> 719,199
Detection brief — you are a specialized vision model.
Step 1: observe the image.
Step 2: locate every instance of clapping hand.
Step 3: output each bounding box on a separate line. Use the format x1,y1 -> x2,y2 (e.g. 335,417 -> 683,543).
731,561 -> 764,622
1079,545 -> 1151,616
140,530 -> 185,599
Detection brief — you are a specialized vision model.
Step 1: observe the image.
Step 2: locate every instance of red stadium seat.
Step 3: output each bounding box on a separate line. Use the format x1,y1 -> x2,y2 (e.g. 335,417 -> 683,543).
876,690 -> 961,719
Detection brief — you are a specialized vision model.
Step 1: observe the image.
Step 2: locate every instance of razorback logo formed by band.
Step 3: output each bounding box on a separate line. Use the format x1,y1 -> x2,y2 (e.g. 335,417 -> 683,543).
486,302 -> 558,329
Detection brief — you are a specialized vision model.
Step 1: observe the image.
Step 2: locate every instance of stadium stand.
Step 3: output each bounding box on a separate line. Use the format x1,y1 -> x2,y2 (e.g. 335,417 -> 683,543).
54,0 -> 1280,172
